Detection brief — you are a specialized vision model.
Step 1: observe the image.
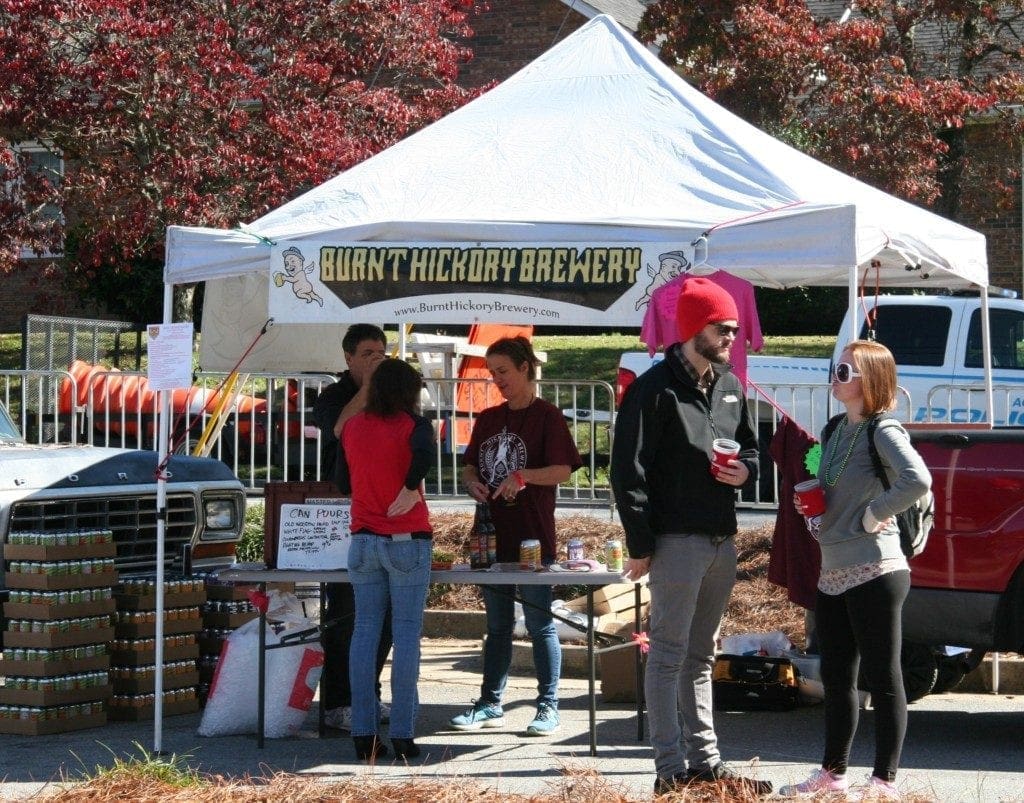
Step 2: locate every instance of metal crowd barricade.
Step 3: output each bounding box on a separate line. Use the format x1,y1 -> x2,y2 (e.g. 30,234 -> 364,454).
925,383 -> 1022,426
0,369 -> 76,445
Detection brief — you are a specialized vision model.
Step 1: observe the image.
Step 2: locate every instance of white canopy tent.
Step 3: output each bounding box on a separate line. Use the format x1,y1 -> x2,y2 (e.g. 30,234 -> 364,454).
166,14 -> 987,303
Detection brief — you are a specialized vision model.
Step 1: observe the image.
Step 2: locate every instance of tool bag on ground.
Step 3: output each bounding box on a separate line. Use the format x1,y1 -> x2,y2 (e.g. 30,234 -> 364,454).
711,653 -> 800,711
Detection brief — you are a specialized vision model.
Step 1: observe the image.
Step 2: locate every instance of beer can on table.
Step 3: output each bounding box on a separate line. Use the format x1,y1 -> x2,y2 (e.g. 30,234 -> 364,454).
605,539 -> 624,572
567,539 -> 585,562
519,539 -> 542,571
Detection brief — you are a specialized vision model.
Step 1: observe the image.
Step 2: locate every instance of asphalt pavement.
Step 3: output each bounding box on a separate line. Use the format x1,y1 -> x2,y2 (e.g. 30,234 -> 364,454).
1,637 -> 1022,802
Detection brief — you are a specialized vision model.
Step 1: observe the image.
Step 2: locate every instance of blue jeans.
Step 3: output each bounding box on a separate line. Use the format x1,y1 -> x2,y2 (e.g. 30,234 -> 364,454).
347,534 -> 431,739
480,583 -> 561,708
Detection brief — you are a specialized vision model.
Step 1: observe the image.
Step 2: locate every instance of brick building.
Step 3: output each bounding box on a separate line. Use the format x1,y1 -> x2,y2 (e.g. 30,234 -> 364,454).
2,0 -> 1020,332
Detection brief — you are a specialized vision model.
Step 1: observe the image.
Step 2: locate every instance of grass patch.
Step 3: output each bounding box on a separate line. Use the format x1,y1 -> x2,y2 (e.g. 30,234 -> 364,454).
61,741 -> 206,796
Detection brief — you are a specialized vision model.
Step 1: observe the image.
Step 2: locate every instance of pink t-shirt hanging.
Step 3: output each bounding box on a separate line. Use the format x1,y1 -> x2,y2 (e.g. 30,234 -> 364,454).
640,270 -> 764,387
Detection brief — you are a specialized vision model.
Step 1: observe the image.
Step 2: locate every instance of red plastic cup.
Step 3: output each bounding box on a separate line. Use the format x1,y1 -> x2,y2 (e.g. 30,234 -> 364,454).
710,438 -> 740,477
794,478 -> 826,516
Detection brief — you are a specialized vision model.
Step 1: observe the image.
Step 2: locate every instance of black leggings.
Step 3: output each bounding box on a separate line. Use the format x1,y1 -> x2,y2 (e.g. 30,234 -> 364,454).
815,570 -> 910,782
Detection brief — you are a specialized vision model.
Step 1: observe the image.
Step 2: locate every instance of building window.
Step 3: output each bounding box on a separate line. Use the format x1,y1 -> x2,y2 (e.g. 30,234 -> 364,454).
13,141 -> 63,258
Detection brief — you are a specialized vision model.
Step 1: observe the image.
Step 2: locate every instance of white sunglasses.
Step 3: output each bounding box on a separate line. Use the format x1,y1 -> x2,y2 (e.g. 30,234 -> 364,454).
832,362 -> 862,383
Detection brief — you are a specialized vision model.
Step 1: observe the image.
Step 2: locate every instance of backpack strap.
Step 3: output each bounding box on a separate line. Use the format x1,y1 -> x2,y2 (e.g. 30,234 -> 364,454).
821,413 -> 845,447
866,414 -> 891,491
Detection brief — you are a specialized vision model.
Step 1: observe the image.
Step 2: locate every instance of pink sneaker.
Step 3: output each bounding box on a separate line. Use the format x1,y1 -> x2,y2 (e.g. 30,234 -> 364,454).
849,775 -> 900,800
778,768 -> 849,797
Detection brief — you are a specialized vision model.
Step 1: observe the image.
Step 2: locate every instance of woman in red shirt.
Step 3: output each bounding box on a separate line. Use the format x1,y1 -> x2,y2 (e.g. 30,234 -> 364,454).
339,358 -> 434,762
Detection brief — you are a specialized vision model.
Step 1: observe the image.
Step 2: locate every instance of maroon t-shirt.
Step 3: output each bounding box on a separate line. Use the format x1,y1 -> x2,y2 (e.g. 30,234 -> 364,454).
464,398 -> 582,562
767,416 -> 821,610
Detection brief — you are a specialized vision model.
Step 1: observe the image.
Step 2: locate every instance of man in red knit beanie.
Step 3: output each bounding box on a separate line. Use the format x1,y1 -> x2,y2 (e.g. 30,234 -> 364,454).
611,275 -> 769,796
675,276 -> 740,344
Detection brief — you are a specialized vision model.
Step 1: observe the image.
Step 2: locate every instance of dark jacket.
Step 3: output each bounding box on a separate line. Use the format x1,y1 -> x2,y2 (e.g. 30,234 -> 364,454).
610,344 -> 758,558
311,372 -> 358,488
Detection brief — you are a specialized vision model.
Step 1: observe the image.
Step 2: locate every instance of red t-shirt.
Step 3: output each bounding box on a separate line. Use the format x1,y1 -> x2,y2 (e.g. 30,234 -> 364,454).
464,398 -> 582,562
341,411 -> 432,535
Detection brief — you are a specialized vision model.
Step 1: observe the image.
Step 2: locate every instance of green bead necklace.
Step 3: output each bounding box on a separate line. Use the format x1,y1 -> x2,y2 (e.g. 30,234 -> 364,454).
823,415 -> 869,487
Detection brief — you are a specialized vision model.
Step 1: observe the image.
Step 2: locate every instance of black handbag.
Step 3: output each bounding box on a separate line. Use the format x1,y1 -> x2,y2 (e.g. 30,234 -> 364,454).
712,653 -> 800,711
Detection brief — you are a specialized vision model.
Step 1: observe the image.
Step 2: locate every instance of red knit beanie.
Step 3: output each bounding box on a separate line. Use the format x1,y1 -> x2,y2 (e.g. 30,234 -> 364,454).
675,277 -> 739,343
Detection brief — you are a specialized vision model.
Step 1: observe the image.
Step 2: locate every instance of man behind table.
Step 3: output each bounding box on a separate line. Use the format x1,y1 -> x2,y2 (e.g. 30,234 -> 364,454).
312,323 -> 391,731
610,278 -> 771,797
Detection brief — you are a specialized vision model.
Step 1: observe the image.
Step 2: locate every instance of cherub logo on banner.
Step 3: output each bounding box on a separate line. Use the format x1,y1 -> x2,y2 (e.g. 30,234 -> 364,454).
267,240 -> 695,327
276,501 -> 352,570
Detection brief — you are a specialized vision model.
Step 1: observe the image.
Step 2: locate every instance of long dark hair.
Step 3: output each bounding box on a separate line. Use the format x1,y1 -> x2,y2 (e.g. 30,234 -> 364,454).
485,336 -> 541,381
365,358 -> 423,416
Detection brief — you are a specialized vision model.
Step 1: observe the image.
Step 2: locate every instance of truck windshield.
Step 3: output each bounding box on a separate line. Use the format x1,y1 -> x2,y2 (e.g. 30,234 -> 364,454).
0,401 -> 24,442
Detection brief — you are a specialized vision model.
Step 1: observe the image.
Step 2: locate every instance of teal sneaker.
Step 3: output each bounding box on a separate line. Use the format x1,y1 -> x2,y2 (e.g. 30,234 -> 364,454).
449,700 -> 505,731
525,702 -> 560,736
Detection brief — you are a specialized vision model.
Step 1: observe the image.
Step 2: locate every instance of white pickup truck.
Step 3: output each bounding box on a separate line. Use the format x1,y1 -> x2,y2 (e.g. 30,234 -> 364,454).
618,293 -> 1024,433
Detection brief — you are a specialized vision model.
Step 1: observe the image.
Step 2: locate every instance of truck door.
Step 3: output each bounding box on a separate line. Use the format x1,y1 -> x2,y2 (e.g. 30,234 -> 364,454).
954,306 -> 1024,426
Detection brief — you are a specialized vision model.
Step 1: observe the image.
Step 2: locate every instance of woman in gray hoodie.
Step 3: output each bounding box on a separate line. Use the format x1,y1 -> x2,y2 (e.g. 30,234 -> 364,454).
781,340 -> 931,800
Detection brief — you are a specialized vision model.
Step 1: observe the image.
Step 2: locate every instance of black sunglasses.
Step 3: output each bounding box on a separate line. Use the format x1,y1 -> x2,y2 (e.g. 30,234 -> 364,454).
832,362 -> 862,383
713,323 -> 739,338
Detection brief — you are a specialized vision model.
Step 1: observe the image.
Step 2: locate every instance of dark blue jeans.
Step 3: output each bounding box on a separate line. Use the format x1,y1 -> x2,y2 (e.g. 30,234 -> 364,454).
480,583 -> 561,708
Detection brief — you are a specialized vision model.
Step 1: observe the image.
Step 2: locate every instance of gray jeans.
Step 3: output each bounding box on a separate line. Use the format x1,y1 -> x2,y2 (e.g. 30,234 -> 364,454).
645,533 -> 737,779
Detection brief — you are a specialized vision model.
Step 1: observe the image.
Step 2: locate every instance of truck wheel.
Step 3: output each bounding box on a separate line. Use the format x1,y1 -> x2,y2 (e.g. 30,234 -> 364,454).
901,642 -> 938,702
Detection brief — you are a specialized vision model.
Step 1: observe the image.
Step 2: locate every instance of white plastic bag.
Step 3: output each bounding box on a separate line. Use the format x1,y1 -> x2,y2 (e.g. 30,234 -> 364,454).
512,599 -> 591,642
720,630 -> 792,657
198,617 -> 266,737
198,606 -> 324,738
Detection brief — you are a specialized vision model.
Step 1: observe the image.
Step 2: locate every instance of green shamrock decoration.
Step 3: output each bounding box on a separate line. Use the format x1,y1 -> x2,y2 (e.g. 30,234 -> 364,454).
804,442 -> 822,476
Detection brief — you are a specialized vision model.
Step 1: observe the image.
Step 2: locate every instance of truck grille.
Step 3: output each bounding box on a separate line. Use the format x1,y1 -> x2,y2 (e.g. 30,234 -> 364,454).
9,493 -> 198,575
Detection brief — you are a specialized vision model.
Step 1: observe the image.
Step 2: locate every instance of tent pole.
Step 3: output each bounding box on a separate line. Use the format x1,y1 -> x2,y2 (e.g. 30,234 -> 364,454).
152,280 -> 174,755
848,271 -> 859,342
980,290 -> 995,424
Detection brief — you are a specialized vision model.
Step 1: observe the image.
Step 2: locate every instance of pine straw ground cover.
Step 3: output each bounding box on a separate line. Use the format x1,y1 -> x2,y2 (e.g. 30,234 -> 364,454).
35,763 -> 779,803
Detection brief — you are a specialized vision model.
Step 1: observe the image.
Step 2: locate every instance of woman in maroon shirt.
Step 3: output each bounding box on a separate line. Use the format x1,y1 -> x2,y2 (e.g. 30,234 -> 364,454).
450,336 -> 581,737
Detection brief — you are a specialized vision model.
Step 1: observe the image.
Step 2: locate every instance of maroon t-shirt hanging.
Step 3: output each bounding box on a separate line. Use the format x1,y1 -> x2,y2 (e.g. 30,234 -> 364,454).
766,416 -> 821,610
464,398 -> 582,562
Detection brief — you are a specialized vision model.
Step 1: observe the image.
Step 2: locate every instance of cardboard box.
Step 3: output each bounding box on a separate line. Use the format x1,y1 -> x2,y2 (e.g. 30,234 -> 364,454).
202,610 -> 258,629
4,571 -> 119,591
0,710 -> 106,735
4,598 -> 116,620
114,617 -> 203,638
0,654 -> 110,677
109,643 -> 199,665
564,584 -> 650,618
4,541 -> 116,561
4,627 -> 115,650
107,697 -> 199,721
598,616 -> 649,703
114,590 -> 207,610
110,669 -> 199,694
0,684 -> 112,707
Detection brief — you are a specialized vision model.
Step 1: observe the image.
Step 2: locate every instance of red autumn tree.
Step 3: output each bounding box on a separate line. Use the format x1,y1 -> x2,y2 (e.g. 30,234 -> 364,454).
0,0 -> 485,321
638,1 -> 1024,216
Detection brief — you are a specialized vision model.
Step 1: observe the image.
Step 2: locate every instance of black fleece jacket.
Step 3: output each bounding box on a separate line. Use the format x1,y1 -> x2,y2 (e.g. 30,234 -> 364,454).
610,344 -> 758,559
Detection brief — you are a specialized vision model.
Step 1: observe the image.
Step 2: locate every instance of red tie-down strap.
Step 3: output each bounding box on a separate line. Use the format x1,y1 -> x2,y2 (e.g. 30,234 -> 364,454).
632,631 -> 650,654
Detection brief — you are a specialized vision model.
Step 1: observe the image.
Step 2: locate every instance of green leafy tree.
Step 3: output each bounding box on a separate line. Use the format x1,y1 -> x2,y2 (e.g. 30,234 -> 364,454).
0,0 -> 485,321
